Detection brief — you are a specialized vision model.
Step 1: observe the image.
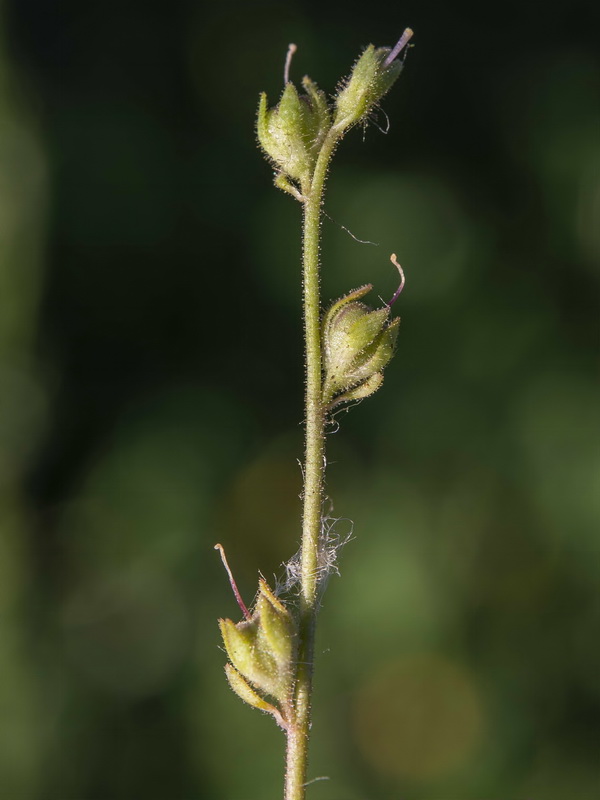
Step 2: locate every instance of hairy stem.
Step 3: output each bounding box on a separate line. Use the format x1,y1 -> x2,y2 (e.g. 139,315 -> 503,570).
284,131 -> 339,799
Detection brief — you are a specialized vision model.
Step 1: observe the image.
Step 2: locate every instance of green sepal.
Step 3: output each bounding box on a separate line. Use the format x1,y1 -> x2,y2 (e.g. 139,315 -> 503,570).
333,45 -> 403,132
224,664 -> 288,728
347,316 -> 400,385
324,305 -> 390,395
328,371 -> 384,409
224,663 -> 277,713
322,284 -> 373,334
301,75 -> 331,152
218,616 -> 281,700
256,578 -> 296,669
274,173 -> 304,201
256,85 -> 311,184
330,305 -> 391,358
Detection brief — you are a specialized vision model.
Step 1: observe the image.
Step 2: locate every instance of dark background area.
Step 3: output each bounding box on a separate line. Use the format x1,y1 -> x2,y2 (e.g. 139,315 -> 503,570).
1,0 -> 599,797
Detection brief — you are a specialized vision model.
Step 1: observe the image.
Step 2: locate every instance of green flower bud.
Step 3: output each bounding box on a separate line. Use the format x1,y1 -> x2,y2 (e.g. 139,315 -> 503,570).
322,282 -> 401,408
333,28 -> 413,132
257,77 -> 331,186
217,571 -> 297,711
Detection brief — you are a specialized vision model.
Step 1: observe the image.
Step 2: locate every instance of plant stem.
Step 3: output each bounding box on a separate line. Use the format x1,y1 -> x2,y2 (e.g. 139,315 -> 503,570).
284,131 -> 339,799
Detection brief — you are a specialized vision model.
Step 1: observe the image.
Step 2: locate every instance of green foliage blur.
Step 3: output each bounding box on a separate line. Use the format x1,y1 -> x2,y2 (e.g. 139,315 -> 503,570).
1,0 -> 598,797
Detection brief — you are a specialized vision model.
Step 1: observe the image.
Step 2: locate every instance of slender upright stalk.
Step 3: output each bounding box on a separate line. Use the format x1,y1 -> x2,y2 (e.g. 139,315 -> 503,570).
217,30 -> 412,800
284,132 -> 339,799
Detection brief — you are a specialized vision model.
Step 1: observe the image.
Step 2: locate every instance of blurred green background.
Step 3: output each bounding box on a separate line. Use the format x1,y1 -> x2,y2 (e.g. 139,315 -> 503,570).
1,0 -> 599,797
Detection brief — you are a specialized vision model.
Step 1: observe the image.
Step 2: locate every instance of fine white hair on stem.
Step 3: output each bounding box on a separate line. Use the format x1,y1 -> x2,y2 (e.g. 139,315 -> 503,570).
325,416 -> 340,434
318,511 -> 354,590
303,776 -> 330,786
323,209 -> 379,245
278,502 -> 354,596
369,107 -> 391,135
328,396 -> 367,426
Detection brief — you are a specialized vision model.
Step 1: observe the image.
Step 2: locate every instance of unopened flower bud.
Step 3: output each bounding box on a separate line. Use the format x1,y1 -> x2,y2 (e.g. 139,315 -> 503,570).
322,284 -> 400,408
217,555 -> 297,719
333,28 -> 413,132
257,76 -> 331,186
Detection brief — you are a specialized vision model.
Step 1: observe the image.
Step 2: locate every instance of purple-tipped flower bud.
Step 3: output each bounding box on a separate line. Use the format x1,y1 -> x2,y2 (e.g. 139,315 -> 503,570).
333,29 -> 413,132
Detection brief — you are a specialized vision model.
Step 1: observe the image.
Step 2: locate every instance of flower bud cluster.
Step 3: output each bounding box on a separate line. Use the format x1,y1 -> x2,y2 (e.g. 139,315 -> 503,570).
322,285 -> 400,409
218,578 -> 297,729
257,30 -> 412,192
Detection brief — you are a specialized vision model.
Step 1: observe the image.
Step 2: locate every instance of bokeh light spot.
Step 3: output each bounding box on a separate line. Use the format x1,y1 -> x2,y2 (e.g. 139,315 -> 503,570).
353,653 -> 484,780
61,570 -> 188,698
326,171 -> 473,304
